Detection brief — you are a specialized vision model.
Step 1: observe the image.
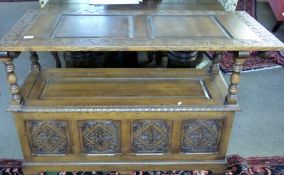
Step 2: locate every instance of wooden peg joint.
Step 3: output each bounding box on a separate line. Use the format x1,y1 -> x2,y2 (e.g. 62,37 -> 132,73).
30,51 -> 41,72
209,51 -> 222,73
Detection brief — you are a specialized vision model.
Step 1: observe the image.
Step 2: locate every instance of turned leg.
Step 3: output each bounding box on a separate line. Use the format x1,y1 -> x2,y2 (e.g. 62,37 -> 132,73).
0,52 -> 22,105
51,51 -> 62,68
225,52 -> 248,105
209,51 -> 222,73
30,51 -> 41,72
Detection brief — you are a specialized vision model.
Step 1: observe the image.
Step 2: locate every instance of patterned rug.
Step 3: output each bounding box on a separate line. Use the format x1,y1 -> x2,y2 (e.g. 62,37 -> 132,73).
1,156 -> 284,175
0,159 -> 213,175
236,0 -> 257,18
205,51 -> 284,74
0,159 -> 23,175
226,155 -> 284,175
40,171 -> 212,175
0,166 -> 212,175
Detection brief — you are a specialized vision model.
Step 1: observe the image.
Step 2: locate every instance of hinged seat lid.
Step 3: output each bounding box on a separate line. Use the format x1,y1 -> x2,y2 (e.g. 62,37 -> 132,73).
18,68 -> 234,112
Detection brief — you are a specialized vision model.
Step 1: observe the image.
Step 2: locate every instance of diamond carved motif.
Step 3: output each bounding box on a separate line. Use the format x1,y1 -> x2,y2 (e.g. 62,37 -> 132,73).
182,120 -> 222,153
79,120 -> 120,154
132,120 -> 171,153
26,120 -> 70,155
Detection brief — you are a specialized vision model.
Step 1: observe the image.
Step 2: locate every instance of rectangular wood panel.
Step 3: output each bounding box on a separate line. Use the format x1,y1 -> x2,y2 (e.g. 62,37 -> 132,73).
23,68 -> 224,106
53,15 -> 131,38
51,14 -> 230,39
150,15 -> 228,38
40,78 -> 209,99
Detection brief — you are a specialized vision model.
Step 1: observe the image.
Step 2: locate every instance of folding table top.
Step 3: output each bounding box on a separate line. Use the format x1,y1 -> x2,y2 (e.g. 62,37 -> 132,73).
0,8 -> 283,51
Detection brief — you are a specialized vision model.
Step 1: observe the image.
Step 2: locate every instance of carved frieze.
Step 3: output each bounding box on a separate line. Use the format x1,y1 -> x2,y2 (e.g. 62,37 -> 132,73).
0,10 -> 39,45
132,120 -> 171,153
181,120 -> 222,153
79,120 -> 120,154
9,105 -> 240,113
26,120 -> 70,155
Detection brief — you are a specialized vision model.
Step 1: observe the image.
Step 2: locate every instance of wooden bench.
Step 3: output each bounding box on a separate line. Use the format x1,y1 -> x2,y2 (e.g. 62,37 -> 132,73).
0,5 -> 283,175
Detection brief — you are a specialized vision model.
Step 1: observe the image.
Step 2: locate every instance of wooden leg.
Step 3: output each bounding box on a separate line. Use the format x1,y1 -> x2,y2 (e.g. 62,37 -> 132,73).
0,52 -> 22,105
209,51 -> 222,73
272,21 -> 283,33
30,51 -> 41,72
51,51 -> 62,68
225,52 -> 248,105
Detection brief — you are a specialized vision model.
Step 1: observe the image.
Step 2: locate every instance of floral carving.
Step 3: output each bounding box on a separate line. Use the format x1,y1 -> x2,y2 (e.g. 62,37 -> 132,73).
79,120 -> 120,154
26,120 -> 70,154
182,120 -> 222,153
132,120 -> 171,153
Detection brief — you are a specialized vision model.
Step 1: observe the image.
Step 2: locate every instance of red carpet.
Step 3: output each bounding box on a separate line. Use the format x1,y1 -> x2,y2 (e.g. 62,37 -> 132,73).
226,155 -> 284,175
1,155 -> 284,175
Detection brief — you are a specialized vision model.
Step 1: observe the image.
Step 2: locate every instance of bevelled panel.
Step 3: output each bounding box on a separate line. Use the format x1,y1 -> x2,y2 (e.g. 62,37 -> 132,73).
181,120 -> 222,153
53,15 -> 130,39
151,15 -> 228,38
26,120 -> 70,155
79,120 -> 120,154
132,120 -> 171,153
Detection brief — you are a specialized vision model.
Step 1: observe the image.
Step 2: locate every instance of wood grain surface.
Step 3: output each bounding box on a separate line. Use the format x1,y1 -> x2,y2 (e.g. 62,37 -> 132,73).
20,68 -> 226,107
0,9 -> 283,51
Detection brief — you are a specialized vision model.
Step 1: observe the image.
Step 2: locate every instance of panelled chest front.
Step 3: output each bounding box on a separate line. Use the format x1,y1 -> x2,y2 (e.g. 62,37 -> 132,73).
12,68 -> 235,174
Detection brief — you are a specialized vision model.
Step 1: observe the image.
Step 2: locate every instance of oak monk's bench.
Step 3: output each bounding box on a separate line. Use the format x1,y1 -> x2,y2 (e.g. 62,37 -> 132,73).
0,2 -> 283,175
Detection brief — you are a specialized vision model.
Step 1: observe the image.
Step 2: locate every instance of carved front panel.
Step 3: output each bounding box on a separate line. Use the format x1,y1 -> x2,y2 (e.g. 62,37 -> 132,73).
26,120 -> 70,155
132,120 -> 171,153
182,120 -> 222,153
79,120 -> 120,154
